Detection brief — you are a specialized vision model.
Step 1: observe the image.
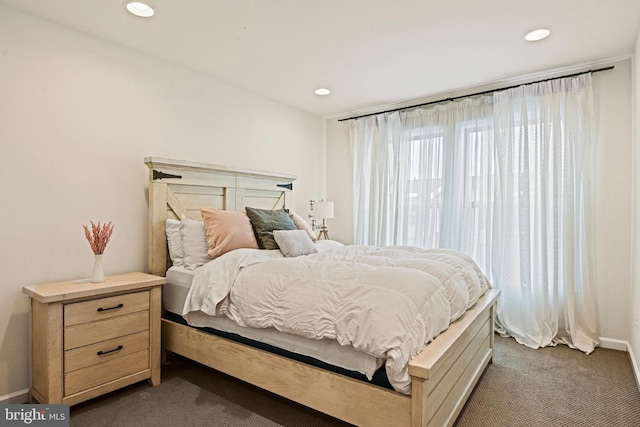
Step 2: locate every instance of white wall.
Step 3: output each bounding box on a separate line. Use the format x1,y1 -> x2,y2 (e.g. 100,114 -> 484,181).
631,28 -> 640,385
0,4 -> 324,400
325,120 -> 352,243
327,59 -> 634,348
592,61 -> 633,344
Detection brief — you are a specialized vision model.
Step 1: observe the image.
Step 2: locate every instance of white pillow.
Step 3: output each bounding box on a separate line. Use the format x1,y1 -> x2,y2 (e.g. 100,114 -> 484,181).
289,212 -> 317,242
166,219 -> 184,267
179,218 -> 211,270
273,230 -> 318,257
315,239 -> 345,252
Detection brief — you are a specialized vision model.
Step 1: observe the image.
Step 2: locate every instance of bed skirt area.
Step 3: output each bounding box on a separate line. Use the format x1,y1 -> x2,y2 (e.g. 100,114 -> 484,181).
161,317 -> 413,426
161,289 -> 500,427
162,311 -> 393,390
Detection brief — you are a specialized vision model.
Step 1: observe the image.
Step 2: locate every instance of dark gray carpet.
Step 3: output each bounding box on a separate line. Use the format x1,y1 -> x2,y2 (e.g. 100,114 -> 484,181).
70,335 -> 640,426
70,354 -> 347,427
454,336 -> 640,427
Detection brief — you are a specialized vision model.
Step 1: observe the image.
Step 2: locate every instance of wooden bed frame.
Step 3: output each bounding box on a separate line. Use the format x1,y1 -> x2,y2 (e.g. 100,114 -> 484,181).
145,157 -> 500,427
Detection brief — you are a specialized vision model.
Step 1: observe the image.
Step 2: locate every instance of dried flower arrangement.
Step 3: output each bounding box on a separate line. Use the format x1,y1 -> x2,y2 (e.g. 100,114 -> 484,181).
83,221 -> 114,255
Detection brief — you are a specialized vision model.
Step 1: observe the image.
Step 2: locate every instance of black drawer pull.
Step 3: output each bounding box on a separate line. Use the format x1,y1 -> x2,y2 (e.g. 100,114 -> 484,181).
97,303 -> 124,312
97,345 -> 123,356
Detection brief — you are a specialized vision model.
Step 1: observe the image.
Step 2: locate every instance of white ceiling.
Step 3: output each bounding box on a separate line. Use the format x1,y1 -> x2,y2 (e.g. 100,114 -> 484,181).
3,0 -> 640,118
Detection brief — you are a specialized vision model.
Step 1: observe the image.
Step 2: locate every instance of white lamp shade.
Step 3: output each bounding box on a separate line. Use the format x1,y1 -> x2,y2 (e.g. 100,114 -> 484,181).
314,201 -> 334,219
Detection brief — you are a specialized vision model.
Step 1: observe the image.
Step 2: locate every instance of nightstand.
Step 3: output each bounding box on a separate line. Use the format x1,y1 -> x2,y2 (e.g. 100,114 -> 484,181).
22,272 -> 165,405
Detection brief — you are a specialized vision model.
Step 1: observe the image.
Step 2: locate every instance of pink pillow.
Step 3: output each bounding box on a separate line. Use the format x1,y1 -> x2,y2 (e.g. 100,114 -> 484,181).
200,208 -> 259,258
289,212 -> 317,242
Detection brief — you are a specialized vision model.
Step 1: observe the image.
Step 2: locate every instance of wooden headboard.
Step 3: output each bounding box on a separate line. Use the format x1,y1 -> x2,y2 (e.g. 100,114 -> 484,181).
145,157 -> 296,276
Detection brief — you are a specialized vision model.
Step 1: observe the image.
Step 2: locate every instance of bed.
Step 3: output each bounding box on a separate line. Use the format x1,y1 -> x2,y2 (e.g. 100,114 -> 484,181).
145,156 -> 500,427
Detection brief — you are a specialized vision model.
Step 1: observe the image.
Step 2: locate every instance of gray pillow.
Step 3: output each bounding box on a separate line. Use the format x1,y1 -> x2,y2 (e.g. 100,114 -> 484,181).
245,207 -> 297,250
273,230 -> 318,257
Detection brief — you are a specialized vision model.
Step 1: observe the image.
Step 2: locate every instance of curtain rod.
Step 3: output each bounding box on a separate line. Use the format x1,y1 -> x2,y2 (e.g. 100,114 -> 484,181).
338,65 -> 614,122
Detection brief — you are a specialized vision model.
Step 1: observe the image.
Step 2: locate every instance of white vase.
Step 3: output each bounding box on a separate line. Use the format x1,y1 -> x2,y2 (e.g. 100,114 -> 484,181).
91,254 -> 105,283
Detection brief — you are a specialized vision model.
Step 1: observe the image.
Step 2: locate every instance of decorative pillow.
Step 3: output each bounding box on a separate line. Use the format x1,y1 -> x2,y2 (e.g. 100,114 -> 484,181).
289,212 -> 317,242
200,207 -> 259,258
179,218 -> 211,270
315,239 -> 345,252
166,219 -> 184,267
245,207 -> 297,250
273,230 -> 318,257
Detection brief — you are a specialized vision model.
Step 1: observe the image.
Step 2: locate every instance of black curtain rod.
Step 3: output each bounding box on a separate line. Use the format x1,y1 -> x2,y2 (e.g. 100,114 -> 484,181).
338,65 -> 614,122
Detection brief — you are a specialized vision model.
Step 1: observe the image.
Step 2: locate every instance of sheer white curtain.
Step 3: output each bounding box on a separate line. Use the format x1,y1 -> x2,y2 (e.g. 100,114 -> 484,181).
350,74 -> 599,354
491,74 -> 598,353
351,96 -> 494,268
352,112 -> 402,245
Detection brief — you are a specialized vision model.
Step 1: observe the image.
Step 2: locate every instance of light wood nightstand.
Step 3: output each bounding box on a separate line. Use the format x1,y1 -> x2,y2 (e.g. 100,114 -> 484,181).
22,272 -> 165,406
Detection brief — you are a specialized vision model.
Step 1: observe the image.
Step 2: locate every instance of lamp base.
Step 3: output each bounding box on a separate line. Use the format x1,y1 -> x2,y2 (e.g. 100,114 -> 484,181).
317,226 -> 329,240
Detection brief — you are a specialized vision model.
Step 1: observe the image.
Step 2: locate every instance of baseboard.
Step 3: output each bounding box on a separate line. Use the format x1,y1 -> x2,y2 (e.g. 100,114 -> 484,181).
0,388 -> 30,404
598,337 -> 628,351
598,337 -> 640,393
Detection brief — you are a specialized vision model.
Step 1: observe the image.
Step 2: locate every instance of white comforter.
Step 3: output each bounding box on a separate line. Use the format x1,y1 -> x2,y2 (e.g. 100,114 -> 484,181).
183,245 -> 490,394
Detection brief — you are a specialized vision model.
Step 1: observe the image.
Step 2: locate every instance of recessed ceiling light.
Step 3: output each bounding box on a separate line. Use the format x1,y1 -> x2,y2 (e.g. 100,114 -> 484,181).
314,88 -> 331,96
525,28 -> 550,42
126,2 -> 155,18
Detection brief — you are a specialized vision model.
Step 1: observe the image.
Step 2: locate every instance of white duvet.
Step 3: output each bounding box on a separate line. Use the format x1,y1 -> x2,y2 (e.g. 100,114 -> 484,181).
183,245 -> 491,394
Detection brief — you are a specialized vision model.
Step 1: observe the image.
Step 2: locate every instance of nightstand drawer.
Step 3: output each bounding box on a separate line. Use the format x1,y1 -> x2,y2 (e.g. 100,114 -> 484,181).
64,291 -> 150,326
64,350 -> 149,396
64,310 -> 149,350
64,330 -> 150,373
